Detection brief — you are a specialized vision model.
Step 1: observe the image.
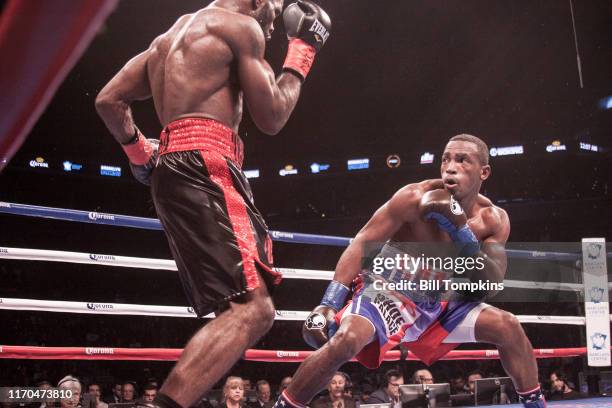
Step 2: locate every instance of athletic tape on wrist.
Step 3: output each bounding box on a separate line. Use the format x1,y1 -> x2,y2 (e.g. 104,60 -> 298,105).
320,280 -> 350,311
282,38 -> 316,80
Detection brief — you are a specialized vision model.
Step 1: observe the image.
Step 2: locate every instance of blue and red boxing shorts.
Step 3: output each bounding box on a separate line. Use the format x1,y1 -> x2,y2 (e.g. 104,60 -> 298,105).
335,283 -> 491,368
151,118 -> 281,317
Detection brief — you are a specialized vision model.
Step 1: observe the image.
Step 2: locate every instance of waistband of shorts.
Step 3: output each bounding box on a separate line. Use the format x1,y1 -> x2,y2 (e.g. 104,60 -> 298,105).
159,118 -> 244,166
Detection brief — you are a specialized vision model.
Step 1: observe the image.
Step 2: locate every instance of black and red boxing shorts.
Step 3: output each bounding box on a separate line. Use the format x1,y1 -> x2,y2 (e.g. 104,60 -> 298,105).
151,118 -> 281,317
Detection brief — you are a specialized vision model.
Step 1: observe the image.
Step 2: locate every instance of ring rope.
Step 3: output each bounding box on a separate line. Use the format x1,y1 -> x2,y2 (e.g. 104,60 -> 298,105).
0,345 -> 599,362
1,202 -> 605,261
0,246 -> 600,291
1,297 -> 602,325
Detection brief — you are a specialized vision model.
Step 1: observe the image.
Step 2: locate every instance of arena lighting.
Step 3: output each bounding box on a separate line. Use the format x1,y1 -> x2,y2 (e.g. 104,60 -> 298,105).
597,95 -> 612,110
100,165 -> 121,177
63,161 -> 83,172
347,158 -> 369,171
243,169 -> 260,179
279,164 -> 298,177
386,154 -> 401,168
546,140 -> 566,153
579,142 -> 600,152
310,162 -> 330,174
29,157 -> 49,168
489,145 -> 524,157
420,152 -> 434,164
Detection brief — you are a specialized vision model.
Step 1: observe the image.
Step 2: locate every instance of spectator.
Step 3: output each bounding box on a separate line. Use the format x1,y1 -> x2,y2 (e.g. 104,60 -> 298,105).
121,382 -> 136,403
103,384 -> 121,405
87,383 -> 108,408
219,377 -> 246,408
248,380 -> 272,408
549,371 -> 580,400
277,377 -> 292,398
369,369 -> 404,408
412,369 -> 434,385
37,380 -> 55,408
359,384 -> 373,403
450,374 -> 467,394
58,376 -> 81,408
467,371 -> 483,394
311,372 -> 355,408
141,384 -> 158,403
242,380 -> 253,392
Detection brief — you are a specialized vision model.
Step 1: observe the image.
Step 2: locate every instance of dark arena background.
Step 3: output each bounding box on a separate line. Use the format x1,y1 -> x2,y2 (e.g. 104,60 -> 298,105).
1,1 -> 612,407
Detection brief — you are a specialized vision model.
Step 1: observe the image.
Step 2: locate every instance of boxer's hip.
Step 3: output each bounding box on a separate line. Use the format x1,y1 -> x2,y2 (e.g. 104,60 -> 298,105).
159,117 -> 244,167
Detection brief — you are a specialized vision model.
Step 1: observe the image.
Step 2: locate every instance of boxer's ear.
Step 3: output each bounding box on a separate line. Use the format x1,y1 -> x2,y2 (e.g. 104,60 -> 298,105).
480,164 -> 491,181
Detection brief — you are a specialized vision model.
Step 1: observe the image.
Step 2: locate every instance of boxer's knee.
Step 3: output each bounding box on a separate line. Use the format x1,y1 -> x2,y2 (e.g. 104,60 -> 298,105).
476,308 -> 524,346
245,294 -> 276,333
327,328 -> 367,362
497,311 -> 523,341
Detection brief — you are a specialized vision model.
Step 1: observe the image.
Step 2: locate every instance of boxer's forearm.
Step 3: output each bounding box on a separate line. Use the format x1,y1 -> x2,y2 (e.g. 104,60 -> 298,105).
467,243 -> 507,283
95,95 -> 138,144
267,72 -> 303,133
332,236 -> 368,287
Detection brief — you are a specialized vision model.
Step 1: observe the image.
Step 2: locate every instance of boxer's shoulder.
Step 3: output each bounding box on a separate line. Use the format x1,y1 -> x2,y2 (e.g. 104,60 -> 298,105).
476,195 -> 510,240
387,180 -> 442,221
394,179 -> 443,202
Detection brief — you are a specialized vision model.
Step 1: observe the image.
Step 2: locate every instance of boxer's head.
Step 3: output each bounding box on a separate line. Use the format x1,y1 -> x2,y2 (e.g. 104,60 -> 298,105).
441,134 -> 491,200
250,0 -> 283,41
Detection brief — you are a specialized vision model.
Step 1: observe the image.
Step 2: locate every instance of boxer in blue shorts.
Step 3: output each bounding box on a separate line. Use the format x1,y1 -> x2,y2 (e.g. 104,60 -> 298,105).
273,134 -> 546,408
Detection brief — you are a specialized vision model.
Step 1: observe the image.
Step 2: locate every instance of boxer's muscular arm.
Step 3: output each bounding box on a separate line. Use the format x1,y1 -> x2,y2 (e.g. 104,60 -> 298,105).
228,18 -> 302,136
95,48 -> 152,144
332,185 -> 422,287
472,207 -> 510,283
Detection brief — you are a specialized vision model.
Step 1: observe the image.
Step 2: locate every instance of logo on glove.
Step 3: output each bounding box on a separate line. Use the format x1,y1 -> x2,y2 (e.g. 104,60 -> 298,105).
305,312 -> 326,330
309,19 -> 330,44
449,196 -> 464,215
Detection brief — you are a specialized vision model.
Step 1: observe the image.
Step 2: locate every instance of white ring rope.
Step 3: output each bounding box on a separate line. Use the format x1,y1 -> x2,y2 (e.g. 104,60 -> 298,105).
1,246 -> 603,291
0,297 -> 605,325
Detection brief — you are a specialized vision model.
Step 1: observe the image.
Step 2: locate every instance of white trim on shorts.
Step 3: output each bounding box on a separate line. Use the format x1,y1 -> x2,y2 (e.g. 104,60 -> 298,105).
339,298 -> 377,343
442,303 -> 492,344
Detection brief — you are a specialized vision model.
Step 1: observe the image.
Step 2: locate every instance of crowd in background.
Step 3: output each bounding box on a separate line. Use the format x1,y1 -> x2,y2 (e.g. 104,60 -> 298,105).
1,361 -> 599,408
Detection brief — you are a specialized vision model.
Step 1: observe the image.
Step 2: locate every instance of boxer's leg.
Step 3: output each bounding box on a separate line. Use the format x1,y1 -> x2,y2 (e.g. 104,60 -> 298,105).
159,273 -> 275,408
282,315 -> 375,405
473,307 -> 539,392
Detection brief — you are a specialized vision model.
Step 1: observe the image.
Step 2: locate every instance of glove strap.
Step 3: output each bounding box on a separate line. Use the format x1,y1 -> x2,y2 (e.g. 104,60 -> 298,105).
320,280 -> 350,311
283,38 -> 316,81
121,129 -> 154,165
452,224 -> 480,256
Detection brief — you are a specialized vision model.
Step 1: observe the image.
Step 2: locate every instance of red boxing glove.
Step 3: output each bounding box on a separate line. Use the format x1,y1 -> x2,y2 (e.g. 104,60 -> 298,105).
121,130 -> 155,165
283,38 -> 316,81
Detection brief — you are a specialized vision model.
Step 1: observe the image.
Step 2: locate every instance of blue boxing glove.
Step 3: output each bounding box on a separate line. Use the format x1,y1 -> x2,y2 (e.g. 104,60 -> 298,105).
302,281 -> 349,349
419,189 -> 480,256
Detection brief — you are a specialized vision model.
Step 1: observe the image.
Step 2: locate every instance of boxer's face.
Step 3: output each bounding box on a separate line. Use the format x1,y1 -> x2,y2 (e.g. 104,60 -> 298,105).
252,0 -> 283,41
441,141 -> 490,200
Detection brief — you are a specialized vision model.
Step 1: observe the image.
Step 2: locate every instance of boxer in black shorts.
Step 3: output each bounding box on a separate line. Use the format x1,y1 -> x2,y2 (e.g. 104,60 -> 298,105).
96,1 -> 331,408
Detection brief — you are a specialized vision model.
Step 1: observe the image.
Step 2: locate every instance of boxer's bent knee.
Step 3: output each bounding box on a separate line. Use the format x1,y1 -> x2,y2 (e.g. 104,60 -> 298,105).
327,326 -> 369,362
244,294 -> 276,332
497,311 -> 523,339
476,308 -> 523,345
